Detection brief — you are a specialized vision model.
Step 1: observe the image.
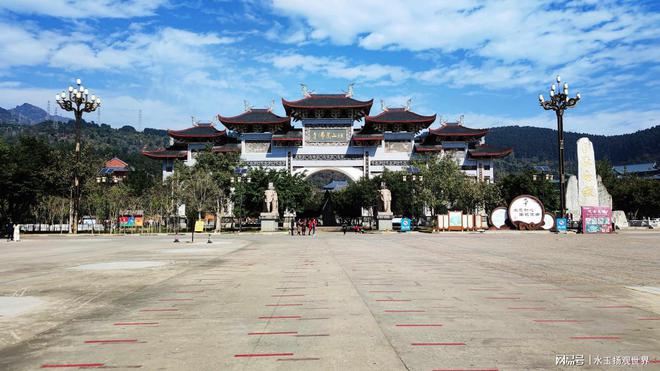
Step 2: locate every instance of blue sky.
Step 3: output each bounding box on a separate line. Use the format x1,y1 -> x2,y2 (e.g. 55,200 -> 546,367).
1,0 -> 659,135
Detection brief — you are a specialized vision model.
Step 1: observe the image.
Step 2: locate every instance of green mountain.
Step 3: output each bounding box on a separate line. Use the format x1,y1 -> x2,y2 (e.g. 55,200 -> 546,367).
488,125 -> 660,172
2,108 -> 658,173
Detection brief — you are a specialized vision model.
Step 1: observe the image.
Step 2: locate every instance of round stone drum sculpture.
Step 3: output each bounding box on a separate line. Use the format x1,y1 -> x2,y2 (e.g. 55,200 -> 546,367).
541,212 -> 556,230
508,195 -> 545,230
489,207 -> 508,229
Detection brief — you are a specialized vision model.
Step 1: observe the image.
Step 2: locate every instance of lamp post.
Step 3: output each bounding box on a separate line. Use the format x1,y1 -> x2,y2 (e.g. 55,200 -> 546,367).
539,76 -> 580,218
56,78 -> 101,234
230,167 -> 251,233
402,166 -> 423,228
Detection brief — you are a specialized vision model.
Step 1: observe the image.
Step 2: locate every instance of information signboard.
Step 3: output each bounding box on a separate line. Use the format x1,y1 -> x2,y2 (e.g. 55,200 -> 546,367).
581,206 -> 612,234
448,211 -> 463,231
194,220 -> 205,233
556,218 -> 567,232
400,218 -> 411,232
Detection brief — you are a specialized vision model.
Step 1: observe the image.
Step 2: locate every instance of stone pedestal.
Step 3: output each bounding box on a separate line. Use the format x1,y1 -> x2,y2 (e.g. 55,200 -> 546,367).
377,212 -> 393,231
260,212 -> 279,232
282,212 -> 295,231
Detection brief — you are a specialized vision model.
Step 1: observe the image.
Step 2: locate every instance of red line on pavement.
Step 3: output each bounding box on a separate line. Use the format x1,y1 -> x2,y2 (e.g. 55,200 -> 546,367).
485,297 -> 520,300
376,299 -> 412,302
508,307 -> 546,310
275,287 -> 306,289
248,332 -> 298,335
385,310 -> 426,313
85,339 -> 138,344
234,353 -> 294,358
534,320 -> 586,323
158,299 -> 193,301
396,324 -> 442,327
113,322 -> 158,326
41,364 -> 105,368
570,336 -> 620,340
369,290 -> 401,293
175,290 -> 204,293
639,317 -> 660,320
139,309 -> 178,312
272,294 -> 306,297
412,342 -> 465,346
258,316 -> 301,319
266,304 -> 303,307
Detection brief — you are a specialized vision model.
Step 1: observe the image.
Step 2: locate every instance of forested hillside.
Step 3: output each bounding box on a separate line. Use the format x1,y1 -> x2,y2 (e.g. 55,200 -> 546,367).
488,125 -> 660,166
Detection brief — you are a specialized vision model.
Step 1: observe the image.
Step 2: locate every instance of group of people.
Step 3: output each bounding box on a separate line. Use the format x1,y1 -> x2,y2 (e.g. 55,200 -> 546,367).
4,222 -> 21,242
292,217 -> 317,236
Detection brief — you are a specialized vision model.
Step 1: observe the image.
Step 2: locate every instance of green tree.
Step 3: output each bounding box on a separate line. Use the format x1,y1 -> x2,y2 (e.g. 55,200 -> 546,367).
498,169 -> 559,212
233,168 -> 317,218
334,176 -> 379,220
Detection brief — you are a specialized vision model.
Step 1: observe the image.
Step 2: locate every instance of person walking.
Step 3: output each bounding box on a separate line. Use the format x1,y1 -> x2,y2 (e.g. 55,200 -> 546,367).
13,223 -> 21,242
290,217 -> 295,236
6,221 -> 13,241
342,220 -> 348,235
311,217 -> 317,236
307,218 -> 313,236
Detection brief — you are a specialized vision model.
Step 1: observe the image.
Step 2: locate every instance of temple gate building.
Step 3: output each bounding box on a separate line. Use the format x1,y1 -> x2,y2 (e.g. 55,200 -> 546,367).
142,86 -> 512,183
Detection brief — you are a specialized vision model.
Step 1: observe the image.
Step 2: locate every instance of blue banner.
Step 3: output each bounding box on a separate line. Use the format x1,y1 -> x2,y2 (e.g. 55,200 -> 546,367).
401,218 -> 411,232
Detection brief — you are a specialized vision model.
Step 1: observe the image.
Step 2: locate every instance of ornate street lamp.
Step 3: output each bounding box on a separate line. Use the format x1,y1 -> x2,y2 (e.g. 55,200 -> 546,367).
230,167 -> 251,233
402,166 -> 423,226
539,75 -> 580,219
56,78 -> 101,234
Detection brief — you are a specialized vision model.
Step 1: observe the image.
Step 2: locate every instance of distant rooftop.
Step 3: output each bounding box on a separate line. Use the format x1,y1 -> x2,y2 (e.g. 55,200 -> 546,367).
323,180 -> 349,191
612,162 -> 657,174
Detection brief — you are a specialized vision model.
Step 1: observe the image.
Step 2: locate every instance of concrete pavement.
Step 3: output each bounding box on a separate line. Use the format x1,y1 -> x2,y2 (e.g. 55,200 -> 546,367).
0,231 -> 658,370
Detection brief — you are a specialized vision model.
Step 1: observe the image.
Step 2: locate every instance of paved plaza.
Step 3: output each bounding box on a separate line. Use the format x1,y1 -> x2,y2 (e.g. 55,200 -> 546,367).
0,231 -> 659,370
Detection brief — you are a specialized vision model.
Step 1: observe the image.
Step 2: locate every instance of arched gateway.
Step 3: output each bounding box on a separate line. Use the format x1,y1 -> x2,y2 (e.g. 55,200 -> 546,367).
142,86 -> 512,184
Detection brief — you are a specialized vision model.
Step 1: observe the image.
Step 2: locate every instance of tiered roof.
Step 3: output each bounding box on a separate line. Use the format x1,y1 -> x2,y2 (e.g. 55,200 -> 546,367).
468,144 -> 513,159
141,141 -> 188,159
282,94 -> 373,121
168,123 -> 227,140
272,130 -> 303,143
364,107 -> 436,132
142,123 -> 239,159
427,122 -> 488,140
218,108 -> 291,133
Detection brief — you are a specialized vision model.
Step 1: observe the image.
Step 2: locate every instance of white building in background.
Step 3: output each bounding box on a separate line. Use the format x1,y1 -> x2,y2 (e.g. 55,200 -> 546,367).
142,87 -> 512,182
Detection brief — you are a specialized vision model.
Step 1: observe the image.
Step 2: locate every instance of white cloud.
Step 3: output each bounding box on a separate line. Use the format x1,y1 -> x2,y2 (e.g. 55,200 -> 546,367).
271,1 -> 659,63
446,109 -> 660,136
269,53 -> 411,84
0,21 -> 240,72
270,0 -> 660,92
0,0 -> 167,19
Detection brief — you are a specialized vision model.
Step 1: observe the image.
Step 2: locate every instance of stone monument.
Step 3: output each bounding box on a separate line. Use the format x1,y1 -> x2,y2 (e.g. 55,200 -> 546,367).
597,175 -> 613,209
260,182 -> 279,232
565,175 -> 581,220
577,137 -> 600,207
566,138 -> 619,223
377,183 -> 393,231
